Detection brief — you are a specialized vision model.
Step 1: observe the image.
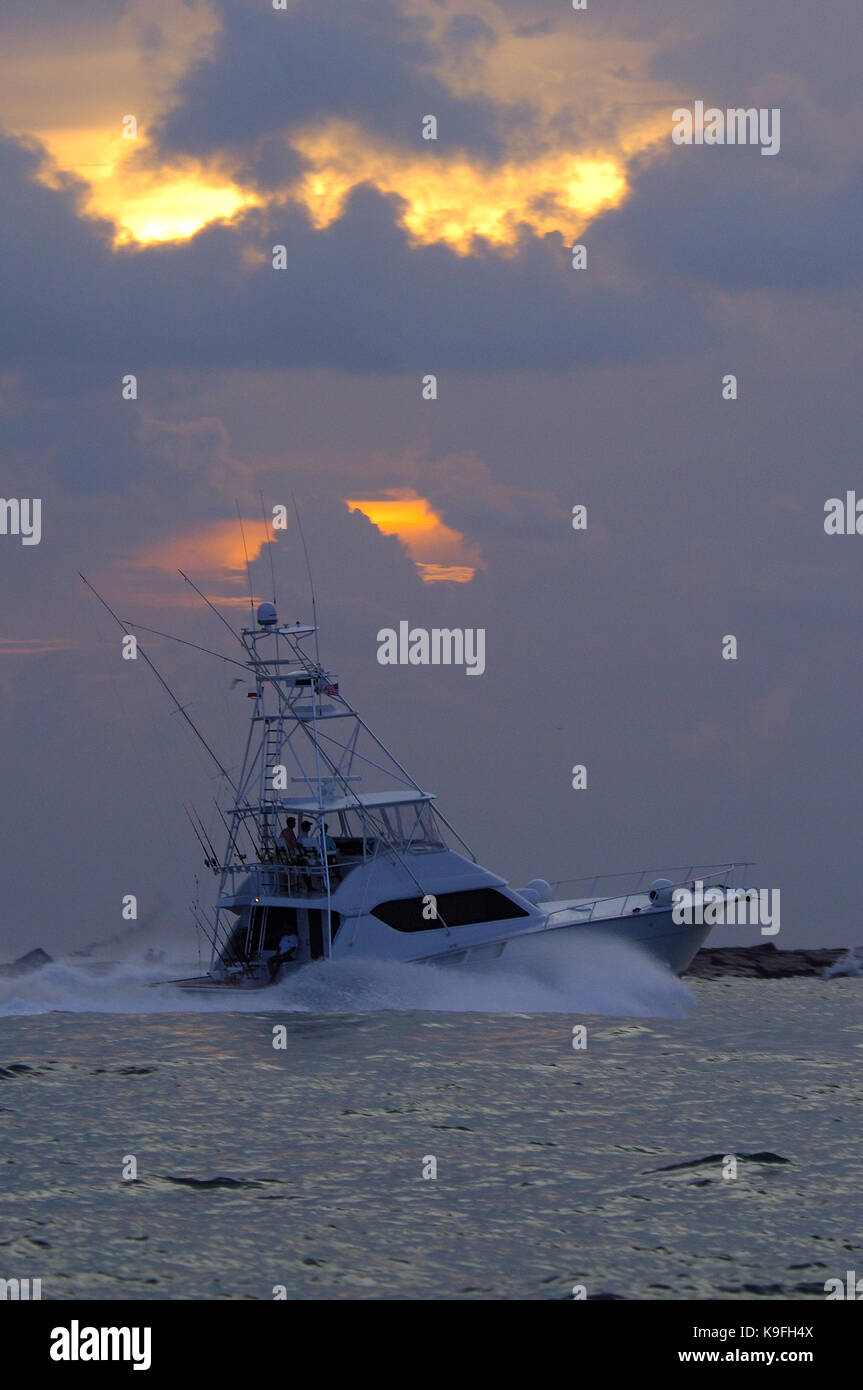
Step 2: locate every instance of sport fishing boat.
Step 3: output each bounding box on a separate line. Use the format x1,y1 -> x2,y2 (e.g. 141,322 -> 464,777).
103,596 -> 748,991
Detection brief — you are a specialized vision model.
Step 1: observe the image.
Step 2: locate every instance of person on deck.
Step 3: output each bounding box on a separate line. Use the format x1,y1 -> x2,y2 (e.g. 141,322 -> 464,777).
299,821 -> 318,857
268,930 -> 298,982
279,817 -> 300,859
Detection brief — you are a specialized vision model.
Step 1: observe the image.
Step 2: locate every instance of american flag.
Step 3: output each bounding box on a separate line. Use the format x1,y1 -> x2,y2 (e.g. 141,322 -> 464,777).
324,682 -> 339,697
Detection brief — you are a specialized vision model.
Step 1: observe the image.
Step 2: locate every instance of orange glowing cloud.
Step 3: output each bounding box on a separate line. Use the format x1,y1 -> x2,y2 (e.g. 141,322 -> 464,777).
345,492 -> 480,582
0,0 -> 678,252
132,519 -> 274,603
34,125 -> 258,246
94,159 -> 258,247
284,1 -> 675,253
291,120 -> 638,253
0,0 -> 248,245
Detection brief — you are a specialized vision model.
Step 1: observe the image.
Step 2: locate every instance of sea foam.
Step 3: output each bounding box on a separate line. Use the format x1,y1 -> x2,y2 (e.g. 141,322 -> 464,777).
0,931 -> 692,1018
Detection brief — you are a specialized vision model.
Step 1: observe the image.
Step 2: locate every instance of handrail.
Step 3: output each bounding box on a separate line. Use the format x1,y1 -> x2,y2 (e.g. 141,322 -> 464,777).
217,859 -> 338,901
549,862 -> 755,895
539,863 -> 756,932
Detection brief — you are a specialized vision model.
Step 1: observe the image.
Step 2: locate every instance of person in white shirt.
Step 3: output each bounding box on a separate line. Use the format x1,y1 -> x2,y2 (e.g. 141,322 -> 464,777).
268,930 -> 299,982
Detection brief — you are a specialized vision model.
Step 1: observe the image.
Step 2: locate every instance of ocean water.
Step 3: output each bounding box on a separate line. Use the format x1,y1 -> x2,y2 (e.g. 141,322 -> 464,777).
0,933 -> 860,1300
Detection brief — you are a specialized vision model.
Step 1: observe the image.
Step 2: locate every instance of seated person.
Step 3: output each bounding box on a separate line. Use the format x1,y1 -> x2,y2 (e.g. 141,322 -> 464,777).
298,820 -> 319,860
268,930 -> 299,982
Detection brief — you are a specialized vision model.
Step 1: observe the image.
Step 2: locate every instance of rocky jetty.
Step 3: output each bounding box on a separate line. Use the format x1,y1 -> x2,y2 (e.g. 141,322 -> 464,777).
0,947 -> 52,977
686,942 -> 859,979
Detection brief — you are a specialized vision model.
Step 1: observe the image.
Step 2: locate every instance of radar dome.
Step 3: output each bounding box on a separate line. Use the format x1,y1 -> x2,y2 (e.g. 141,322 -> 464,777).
257,602 -> 278,628
519,878 -> 551,904
648,878 -> 675,906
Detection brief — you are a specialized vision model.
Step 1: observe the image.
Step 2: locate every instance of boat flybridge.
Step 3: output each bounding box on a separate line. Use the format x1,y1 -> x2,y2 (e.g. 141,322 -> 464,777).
163,600 -> 750,991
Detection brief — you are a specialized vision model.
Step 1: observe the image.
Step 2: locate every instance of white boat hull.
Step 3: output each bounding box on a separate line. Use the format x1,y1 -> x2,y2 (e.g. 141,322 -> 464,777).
543,907 -> 712,975
166,903 -> 711,992
413,905 -> 712,977
92,577 -> 748,1002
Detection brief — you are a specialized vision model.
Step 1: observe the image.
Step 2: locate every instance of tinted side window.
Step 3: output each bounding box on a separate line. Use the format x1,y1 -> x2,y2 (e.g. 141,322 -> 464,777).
372,888 -> 529,932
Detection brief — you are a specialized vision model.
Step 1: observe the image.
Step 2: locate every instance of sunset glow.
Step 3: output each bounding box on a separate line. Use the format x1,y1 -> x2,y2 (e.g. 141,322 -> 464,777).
292,121 -> 637,253
0,0 -> 676,252
346,493 -> 480,581
34,127 -> 258,245
133,519 -> 272,591
102,166 -> 258,246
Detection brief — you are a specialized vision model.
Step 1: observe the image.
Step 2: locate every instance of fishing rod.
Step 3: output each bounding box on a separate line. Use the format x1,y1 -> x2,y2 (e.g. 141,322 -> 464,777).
184,804 -> 216,869
189,903 -> 219,957
192,805 -> 221,869
239,808 -> 267,864
189,902 -> 249,975
184,820 -> 256,975
213,797 -> 247,865
187,803 -> 221,871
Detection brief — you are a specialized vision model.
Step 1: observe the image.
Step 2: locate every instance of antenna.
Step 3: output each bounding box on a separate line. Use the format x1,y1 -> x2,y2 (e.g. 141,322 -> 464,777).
259,490 -> 278,606
236,501 -> 255,619
292,493 -> 321,666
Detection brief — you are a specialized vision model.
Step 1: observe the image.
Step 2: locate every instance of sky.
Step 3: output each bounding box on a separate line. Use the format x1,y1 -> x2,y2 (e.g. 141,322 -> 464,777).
2,0 -> 862,956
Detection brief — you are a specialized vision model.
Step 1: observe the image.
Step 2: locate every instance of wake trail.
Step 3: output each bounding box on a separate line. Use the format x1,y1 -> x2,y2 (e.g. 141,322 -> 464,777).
0,932 -> 692,1019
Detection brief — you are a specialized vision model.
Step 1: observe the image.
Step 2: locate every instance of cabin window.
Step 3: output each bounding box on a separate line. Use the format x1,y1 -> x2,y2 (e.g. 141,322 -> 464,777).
371,888 -> 529,932
261,907 -> 299,951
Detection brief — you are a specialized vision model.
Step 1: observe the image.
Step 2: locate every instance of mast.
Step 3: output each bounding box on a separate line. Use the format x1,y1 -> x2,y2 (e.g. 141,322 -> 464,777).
83,562 -> 466,974
210,596 -> 465,969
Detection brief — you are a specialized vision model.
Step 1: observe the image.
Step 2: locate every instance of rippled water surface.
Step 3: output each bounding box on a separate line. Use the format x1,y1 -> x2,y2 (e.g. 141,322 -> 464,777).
0,945 -> 860,1299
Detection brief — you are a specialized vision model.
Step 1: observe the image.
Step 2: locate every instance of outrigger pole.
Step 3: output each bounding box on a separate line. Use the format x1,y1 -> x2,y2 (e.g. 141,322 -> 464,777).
118,620 -> 249,672
178,570 -> 241,643
79,573 -> 240,797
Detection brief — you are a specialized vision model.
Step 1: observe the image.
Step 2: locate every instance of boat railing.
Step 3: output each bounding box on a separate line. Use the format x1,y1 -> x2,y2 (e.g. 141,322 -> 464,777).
549,862 -> 754,897
218,858 -> 348,900
539,862 -> 756,932
217,837 -> 444,901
